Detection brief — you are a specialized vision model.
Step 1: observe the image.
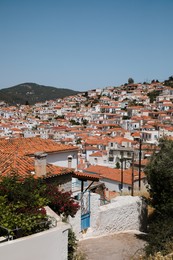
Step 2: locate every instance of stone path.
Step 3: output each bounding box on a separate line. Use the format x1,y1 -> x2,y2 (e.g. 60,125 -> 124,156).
78,232 -> 146,260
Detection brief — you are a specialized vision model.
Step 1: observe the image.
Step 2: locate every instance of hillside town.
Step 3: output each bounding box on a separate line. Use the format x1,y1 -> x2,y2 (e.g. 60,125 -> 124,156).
0,80 -> 173,195
0,80 -> 173,259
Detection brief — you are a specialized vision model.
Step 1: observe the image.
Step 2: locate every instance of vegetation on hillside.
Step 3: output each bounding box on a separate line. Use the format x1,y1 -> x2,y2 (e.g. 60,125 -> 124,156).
164,76 -> 173,88
147,90 -> 160,103
144,138 -> 173,256
0,82 -> 79,105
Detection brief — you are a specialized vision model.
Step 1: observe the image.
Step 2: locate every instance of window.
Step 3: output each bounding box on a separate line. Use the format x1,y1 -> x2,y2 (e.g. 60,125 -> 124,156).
127,152 -> 132,157
68,155 -> 72,168
118,184 -> 122,191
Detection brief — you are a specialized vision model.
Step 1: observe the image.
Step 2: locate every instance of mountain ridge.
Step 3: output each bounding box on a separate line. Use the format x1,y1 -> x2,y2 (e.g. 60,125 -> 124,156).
0,82 -> 80,105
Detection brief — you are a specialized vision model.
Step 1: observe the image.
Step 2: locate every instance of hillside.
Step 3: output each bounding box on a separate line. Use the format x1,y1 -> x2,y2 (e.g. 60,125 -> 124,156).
0,83 -> 80,105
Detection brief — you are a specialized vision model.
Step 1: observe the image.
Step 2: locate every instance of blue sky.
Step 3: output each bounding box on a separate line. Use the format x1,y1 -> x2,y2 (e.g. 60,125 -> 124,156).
0,0 -> 173,91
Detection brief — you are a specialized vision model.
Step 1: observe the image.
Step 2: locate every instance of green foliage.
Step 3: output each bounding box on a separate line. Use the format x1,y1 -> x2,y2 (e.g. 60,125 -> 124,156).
55,115 -> 65,119
115,162 -> 120,169
151,79 -> 159,84
0,173 -> 48,209
144,138 -> 173,256
43,184 -> 80,219
122,115 -> 131,120
164,75 -> 173,88
0,196 -> 48,238
0,174 -> 49,238
145,214 -> 173,256
128,77 -> 134,84
70,119 -> 80,125
76,138 -> 82,144
145,138 -> 173,214
82,119 -> 88,126
0,82 -> 79,105
68,229 -> 78,260
0,174 -> 79,239
147,90 -> 160,103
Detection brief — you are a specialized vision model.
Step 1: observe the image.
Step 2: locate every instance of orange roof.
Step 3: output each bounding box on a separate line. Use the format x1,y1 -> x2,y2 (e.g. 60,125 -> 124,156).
131,132 -> 141,137
0,151 -> 72,178
84,165 -> 145,185
89,151 -> 103,157
110,136 -> 133,144
73,171 -> 100,181
0,137 -> 78,156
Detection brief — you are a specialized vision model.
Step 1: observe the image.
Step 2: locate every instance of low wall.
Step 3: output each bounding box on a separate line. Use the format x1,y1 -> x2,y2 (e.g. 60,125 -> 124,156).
90,195 -> 147,237
70,194 -> 147,239
0,208 -> 70,260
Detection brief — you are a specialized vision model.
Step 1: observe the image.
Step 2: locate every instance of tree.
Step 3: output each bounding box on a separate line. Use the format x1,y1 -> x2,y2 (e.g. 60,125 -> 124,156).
115,162 -> 120,169
144,138 -> 173,256
147,90 -> 160,103
0,173 -> 79,239
82,118 -> 88,126
42,184 -> 80,219
144,138 -> 173,215
128,77 -> 134,84
0,174 -> 48,238
169,76 -> 173,81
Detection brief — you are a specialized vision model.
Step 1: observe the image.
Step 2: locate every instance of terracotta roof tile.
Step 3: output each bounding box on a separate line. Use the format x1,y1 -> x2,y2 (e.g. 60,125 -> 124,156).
84,165 -> 145,185
0,151 -> 72,178
73,171 -> 100,181
0,137 -> 78,156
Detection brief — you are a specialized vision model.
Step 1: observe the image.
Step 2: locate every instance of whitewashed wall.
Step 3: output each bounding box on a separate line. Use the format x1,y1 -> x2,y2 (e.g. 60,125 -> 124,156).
101,178 -> 131,192
47,151 -> 78,169
0,220 -> 69,260
88,195 -> 146,237
69,207 -> 81,237
70,194 -> 147,239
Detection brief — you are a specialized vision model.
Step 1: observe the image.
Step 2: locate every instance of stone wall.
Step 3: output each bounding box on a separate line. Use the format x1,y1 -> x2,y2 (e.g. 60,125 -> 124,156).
70,193 -> 147,239
89,195 -> 147,237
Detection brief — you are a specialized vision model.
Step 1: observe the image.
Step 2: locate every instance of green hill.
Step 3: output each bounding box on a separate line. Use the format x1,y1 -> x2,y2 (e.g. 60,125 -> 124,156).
0,83 -> 80,105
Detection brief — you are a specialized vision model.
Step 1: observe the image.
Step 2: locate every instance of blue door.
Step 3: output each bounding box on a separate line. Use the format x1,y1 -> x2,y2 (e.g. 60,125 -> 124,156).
81,191 -> 90,230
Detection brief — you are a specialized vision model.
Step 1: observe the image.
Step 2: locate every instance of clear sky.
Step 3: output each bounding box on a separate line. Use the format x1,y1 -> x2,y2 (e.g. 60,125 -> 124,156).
0,0 -> 173,91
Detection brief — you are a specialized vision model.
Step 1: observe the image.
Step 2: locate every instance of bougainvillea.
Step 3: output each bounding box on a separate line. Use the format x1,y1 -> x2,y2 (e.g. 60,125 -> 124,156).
43,184 -> 80,219
0,173 -> 80,238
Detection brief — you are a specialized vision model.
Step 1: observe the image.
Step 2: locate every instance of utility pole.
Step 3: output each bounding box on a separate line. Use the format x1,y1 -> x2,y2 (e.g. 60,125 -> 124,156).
131,151 -> 134,196
120,151 -> 123,190
138,138 -> 142,190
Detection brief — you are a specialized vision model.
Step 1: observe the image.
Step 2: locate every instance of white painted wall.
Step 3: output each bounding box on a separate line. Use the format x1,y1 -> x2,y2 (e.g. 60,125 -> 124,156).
101,178 -> 130,193
69,208 -> 81,237
71,194 -> 147,239
47,151 -> 78,169
0,219 -> 69,260
90,196 -> 146,237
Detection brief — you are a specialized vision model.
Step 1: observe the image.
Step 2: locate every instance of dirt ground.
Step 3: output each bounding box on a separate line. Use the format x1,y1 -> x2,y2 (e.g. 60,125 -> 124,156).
78,232 -> 146,260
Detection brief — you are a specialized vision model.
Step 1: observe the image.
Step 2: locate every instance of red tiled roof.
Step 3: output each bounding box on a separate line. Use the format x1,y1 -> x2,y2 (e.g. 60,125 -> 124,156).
89,151 -> 103,157
84,165 -> 145,185
0,151 -> 72,178
0,137 -> 78,156
73,171 -> 100,181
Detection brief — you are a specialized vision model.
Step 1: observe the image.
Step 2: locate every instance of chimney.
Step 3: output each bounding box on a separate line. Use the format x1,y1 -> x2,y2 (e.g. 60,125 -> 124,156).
34,152 -> 47,177
68,155 -> 72,168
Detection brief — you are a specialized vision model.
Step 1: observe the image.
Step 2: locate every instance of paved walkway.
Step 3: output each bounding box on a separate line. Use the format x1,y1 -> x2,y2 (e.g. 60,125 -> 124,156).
78,232 -> 146,260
